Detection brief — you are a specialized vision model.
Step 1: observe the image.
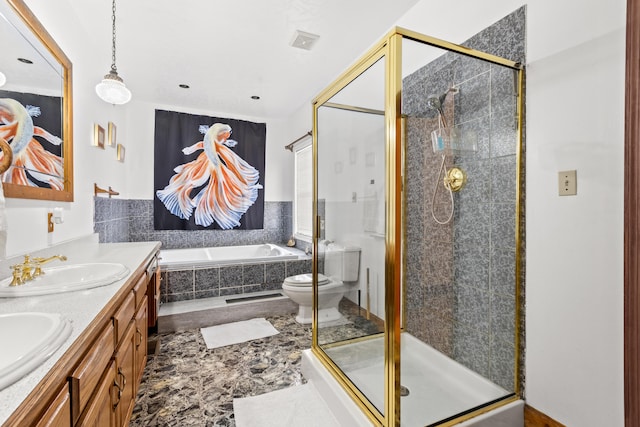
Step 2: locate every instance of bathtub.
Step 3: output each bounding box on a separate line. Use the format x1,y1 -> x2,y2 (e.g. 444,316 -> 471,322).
303,332 -> 523,426
159,243 -> 300,271
157,243 -> 310,305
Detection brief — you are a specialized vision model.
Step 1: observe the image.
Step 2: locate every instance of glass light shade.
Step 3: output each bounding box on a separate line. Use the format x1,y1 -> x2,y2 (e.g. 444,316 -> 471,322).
0,71 -> 6,87
95,71 -> 131,105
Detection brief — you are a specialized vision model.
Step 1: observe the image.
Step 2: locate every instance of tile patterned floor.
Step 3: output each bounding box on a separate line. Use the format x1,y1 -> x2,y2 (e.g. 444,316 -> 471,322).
130,315 -> 311,426
130,302 -> 384,426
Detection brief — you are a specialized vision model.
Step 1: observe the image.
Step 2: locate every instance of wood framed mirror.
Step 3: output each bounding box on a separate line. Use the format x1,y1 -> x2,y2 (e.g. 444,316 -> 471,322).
0,0 -> 73,202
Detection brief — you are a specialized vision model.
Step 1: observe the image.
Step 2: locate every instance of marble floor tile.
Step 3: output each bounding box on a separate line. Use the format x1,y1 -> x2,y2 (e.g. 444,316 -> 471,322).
130,315 -> 312,426
130,301 -> 384,426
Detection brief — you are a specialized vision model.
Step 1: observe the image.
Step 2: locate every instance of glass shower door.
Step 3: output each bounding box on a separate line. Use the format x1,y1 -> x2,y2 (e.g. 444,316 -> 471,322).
314,55 -> 389,421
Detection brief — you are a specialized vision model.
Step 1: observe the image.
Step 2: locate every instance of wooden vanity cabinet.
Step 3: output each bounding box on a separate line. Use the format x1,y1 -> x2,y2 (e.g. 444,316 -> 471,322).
75,269 -> 150,427
2,247 -> 160,427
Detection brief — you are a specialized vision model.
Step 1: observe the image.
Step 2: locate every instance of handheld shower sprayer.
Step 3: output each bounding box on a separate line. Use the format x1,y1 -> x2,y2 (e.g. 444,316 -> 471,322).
427,85 -> 466,225
426,95 -> 444,115
426,86 -> 458,126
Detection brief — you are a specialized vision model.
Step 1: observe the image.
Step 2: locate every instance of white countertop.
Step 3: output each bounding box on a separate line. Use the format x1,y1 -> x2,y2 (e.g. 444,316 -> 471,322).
0,236 -> 160,425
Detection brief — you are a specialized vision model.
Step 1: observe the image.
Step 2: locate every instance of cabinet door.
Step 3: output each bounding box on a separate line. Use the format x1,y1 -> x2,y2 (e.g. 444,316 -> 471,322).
148,265 -> 161,329
134,296 -> 148,388
114,321 -> 136,427
69,323 -> 115,423
76,361 -> 116,427
35,384 -> 71,427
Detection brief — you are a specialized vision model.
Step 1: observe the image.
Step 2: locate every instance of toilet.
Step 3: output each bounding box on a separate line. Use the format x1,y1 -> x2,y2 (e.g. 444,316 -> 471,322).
282,244 -> 360,324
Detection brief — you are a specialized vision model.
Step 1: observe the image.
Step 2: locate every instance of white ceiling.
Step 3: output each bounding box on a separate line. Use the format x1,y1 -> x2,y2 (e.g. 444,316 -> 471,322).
68,0 -> 422,120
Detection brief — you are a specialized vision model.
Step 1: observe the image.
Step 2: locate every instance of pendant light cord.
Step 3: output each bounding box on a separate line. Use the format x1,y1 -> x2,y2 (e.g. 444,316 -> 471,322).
110,0 -> 118,73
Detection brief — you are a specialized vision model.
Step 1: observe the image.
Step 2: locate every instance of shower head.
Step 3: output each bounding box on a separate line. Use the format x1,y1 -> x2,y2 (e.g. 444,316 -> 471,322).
426,95 -> 442,112
427,86 -> 459,111
427,94 -> 446,115
424,86 -> 458,120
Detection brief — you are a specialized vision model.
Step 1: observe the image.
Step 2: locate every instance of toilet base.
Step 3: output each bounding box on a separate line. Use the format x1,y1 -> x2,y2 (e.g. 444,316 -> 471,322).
295,306 -> 343,324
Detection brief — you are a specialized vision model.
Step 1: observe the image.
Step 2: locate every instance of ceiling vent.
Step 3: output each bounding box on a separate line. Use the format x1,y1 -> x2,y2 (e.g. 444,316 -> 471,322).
290,30 -> 320,50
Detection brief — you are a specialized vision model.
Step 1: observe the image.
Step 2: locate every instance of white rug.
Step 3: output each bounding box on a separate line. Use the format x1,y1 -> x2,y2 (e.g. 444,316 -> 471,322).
200,318 -> 279,349
234,383 -> 340,427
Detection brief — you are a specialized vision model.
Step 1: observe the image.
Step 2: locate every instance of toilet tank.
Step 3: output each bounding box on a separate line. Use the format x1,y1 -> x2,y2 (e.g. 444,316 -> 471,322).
324,244 -> 361,282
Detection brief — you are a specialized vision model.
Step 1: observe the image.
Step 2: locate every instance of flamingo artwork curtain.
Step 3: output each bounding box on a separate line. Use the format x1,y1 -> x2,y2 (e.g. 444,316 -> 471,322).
154,109 -> 266,230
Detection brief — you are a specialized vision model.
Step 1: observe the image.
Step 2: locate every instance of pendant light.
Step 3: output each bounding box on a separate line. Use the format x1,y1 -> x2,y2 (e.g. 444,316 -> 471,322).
95,0 -> 131,105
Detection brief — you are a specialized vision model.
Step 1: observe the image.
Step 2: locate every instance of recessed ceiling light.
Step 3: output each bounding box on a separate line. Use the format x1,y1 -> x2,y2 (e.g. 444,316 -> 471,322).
0,71 -> 5,87
179,84 -> 190,89
17,58 -> 33,64
290,30 -> 320,51
251,95 -> 260,100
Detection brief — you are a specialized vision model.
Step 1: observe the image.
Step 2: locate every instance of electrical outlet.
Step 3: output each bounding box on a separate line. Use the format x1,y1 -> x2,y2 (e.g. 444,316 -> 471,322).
558,170 -> 577,196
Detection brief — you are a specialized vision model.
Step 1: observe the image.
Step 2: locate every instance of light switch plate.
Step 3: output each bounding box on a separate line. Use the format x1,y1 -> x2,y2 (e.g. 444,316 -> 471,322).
558,170 -> 577,196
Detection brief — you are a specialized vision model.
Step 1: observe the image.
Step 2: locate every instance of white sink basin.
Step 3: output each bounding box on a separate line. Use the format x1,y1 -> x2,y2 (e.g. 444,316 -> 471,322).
0,263 -> 130,297
0,312 -> 72,390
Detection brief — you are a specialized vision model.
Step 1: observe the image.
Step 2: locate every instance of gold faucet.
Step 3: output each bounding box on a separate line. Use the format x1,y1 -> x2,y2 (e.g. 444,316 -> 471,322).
9,264 -> 24,286
8,254 -> 67,286
10,255 -> 35,286
32,255 -> 67,277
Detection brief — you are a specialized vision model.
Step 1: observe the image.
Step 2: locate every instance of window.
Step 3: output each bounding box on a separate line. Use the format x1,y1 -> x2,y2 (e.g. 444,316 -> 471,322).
294,139 -> 313,239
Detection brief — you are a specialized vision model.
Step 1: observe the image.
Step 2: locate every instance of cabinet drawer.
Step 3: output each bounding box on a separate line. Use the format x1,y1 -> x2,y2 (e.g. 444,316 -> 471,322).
76,360 -> 116,427
70,322 -> 115,423
132,272 -> 148,310
112,291 -> 135,345
35,384 -> 71,427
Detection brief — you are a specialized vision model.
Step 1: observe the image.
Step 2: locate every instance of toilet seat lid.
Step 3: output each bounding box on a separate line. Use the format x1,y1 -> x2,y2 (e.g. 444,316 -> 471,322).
284,273 -> 330,287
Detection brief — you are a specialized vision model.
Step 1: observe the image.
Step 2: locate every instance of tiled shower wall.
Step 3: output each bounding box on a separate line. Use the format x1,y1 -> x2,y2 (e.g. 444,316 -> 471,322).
403,7 -> 525,391
94,199 -> 293,249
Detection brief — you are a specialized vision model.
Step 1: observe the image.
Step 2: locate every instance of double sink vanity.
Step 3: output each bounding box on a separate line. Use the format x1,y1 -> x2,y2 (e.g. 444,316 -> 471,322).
0,235 -> 161,427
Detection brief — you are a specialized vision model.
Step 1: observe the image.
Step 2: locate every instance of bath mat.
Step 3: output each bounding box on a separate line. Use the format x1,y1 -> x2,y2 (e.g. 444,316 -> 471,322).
233,383 -> 340,427
200,318 -> 279,349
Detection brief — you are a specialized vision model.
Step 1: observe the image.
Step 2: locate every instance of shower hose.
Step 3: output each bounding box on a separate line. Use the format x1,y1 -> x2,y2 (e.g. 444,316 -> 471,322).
431,154 -> 455,225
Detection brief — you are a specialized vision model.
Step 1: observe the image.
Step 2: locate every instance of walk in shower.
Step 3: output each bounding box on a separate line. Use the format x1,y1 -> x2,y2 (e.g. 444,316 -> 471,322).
309,14 -> 524,427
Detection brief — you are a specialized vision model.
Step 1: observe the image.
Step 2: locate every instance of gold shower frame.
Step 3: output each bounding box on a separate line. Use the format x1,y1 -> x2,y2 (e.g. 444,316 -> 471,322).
311,26 -> 524,427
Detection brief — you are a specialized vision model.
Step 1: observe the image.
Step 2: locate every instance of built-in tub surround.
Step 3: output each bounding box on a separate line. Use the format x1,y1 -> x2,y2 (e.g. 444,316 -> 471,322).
93,198 -> 314,304
94,198 -> 294,249
159,244 -> 310,303
403,7 -> 525,392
